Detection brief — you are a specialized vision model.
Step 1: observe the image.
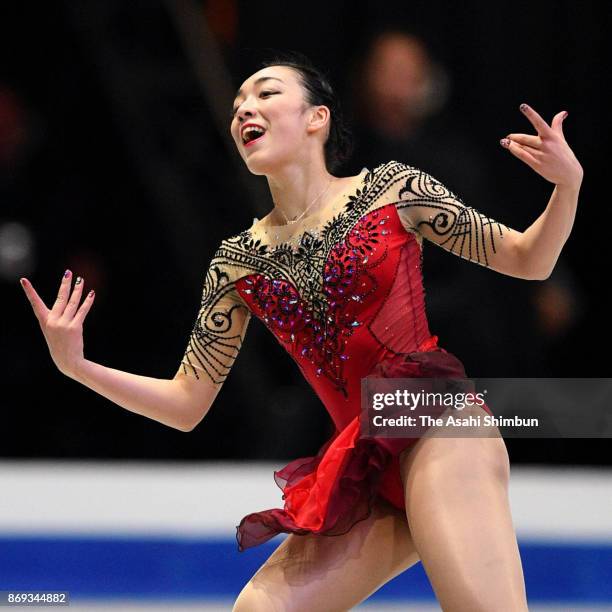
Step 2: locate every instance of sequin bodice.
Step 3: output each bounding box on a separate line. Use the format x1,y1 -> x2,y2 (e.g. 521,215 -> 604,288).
179,160 -> 466,429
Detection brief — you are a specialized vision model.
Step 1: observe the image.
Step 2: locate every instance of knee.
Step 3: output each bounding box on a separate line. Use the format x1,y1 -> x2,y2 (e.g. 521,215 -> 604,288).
232,580 -> 291,612
483,436 -> 511,486
407,436 -> 511,491
232,582 -> 268,612
461,437 -> 511,488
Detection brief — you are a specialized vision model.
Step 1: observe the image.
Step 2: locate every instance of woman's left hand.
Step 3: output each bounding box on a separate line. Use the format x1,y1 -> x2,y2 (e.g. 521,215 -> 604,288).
500,103 -> 584,189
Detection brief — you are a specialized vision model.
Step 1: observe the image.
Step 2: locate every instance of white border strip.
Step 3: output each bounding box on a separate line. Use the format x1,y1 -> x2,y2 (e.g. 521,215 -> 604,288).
0,461 -> 610,541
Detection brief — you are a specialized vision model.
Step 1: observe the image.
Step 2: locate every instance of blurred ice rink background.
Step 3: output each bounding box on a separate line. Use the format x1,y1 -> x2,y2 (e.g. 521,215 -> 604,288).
0,462 -> 610,610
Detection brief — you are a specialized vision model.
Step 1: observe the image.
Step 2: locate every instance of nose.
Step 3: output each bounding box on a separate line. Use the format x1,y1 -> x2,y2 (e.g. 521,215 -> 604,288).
236,106 -> 255,123
235,96 -> 258,123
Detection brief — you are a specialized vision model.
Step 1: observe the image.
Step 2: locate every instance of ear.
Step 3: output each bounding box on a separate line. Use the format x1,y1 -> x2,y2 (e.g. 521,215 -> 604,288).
306,105 -> 331,135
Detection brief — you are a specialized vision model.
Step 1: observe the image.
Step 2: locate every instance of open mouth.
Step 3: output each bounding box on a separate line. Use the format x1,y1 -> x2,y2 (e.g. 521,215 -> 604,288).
242,126 -> 266,146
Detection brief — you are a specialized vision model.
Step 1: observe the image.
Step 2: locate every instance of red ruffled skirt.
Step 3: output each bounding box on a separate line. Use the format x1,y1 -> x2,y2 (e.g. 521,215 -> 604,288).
235,337 -> 492,551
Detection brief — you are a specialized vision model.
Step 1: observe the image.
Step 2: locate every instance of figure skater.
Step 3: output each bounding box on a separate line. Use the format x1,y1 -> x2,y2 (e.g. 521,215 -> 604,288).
21,52 -> 583,611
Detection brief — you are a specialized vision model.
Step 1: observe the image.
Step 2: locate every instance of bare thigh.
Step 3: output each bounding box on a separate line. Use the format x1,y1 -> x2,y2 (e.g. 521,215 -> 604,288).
399,404 -> 528,612
232,496 -> 420,612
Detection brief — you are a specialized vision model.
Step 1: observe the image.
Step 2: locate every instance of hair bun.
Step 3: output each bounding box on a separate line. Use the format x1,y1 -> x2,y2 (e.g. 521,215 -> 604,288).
258,52 -> 354,173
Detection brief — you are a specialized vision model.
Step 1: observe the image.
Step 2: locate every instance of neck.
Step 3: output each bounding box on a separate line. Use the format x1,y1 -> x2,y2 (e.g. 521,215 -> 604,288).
266,159 -> 337,224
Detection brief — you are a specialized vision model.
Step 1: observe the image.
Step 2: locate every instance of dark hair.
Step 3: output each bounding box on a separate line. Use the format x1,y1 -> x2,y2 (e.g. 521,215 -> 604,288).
258,51 -> 354,174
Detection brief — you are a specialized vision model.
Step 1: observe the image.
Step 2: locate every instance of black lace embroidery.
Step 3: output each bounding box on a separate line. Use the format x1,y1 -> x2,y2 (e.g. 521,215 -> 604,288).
395,166 -> 510,267
180,243 -> 251,383
179,161 -> 480,385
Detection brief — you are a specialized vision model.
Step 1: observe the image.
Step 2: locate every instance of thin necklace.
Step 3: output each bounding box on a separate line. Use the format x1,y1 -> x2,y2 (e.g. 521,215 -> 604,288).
256,169 -> 367,248
272,178 -> 333,226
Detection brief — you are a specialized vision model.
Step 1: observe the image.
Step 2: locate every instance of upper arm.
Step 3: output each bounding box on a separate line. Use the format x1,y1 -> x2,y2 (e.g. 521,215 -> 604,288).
174,243 -> 251,421
392,163 -> 528,279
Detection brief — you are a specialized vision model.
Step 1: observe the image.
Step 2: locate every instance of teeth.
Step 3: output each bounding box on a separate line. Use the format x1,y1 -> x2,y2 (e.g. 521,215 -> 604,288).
242,126 -> 265,143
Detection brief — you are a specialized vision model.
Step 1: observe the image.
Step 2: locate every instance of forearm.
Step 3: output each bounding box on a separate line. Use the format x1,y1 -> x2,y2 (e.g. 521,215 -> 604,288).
518,181 -> 581,279
70,359 -> 199,431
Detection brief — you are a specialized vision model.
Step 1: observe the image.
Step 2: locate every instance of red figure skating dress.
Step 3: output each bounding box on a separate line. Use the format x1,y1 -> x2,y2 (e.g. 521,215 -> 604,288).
179,161 -> 494,551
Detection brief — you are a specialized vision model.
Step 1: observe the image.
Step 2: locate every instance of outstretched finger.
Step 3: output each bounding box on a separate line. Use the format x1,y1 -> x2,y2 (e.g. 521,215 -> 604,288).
72,288 -> 96,326
506,133 -> 541,148
515,141 -> 542,158
51,269 -> 73,317
19,278 -> 50,325
519,103 -> 550,137
550,110 -> 568,138
500,138 -> 540,169
62,275 -> 86,321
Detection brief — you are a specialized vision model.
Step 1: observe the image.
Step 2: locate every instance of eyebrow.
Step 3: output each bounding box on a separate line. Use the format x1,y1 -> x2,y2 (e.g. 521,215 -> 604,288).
234,76 -> 285,101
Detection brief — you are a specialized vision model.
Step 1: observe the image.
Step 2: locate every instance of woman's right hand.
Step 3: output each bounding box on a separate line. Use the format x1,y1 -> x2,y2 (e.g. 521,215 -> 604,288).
20,270 -> 96,379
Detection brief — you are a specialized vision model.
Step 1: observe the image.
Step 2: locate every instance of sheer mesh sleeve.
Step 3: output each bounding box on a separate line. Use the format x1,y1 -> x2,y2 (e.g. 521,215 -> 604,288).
179,242 -> 251,385
391,161 -> 521,273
